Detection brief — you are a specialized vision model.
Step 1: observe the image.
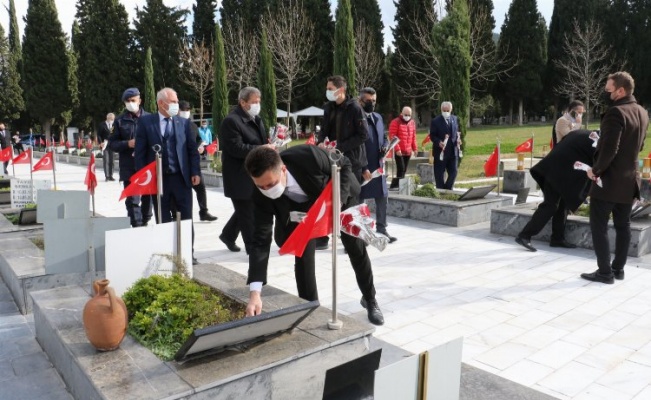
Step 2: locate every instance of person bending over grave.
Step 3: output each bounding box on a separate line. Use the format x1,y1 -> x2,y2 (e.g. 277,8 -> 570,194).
515,130 -> 598,252
244,145 -> 384,325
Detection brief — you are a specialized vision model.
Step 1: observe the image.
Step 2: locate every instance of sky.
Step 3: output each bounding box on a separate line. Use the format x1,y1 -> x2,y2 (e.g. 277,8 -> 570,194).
2,0 -> 555,50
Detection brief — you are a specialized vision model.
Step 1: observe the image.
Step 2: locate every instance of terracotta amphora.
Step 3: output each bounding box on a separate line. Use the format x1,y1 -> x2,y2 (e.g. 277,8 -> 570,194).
82,279 -> 128,351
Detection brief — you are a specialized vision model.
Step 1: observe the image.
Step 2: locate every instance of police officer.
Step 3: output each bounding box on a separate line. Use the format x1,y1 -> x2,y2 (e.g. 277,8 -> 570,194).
109,87 -> 152,227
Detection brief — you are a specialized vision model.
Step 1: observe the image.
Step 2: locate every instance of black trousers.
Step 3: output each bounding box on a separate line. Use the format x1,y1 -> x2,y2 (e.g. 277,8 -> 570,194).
222,198 -> 254,251
152,173 -> 193,223
123,180 -> 152,227
434,154 -> 457,189
590,197 -> 632,276
102,149 -> 114,178
519,184 -> 568,242
390,155 -> 411,188
192,177 -> 208,214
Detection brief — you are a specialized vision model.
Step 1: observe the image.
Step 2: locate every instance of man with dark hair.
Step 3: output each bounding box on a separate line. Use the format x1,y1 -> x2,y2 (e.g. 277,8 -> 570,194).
98,113 -> 115,181
219,86 -> 268,253
315,75 -> 369,250
555,100 -> 585,143
244,145 -> 384,325
109,87 -> 153,227
178,100 -> 217,222
358,87 -> 396,243
0,123 -> 9,174
582,71 -> 649,284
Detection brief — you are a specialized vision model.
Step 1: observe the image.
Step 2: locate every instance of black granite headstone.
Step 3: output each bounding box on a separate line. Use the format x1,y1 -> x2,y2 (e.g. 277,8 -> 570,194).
322,349 -> 382,400
458,185 -> 497,201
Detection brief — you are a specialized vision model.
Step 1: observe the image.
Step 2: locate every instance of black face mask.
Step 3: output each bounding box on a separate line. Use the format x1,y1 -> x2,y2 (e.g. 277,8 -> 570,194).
601,90 -> 614,107
362,101 -> 375,113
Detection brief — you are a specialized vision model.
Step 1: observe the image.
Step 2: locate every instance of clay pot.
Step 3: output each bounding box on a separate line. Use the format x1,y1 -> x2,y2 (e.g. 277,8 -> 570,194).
82,279 -> 128,351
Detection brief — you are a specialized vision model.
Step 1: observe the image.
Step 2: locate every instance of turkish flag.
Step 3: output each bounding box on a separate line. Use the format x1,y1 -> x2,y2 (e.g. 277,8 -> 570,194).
484,146 -> 499,177
421,135 -> 431,147
550,138 -> 554,150
0,147 -> 13,162
119,161 -> 157,201
65,141 -> 70,149
32,152 -> 54,172
515,138 -> 533,153
86,139 -> 93,150
39,137 -> 45,146
60,137 -> 65,146
205,143 -> 217,156
279,181 -> 333,257
77,138 -> 82,149
305,134 -> 316,145
12,148 -> 31,164
85,153 -> 97,195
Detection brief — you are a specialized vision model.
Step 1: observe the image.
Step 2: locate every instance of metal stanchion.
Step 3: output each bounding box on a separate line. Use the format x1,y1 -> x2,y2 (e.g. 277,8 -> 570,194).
496,140 -> 501,195
153,144 -> 163,224
328,149 -> 343,330
175,211 -> 182,262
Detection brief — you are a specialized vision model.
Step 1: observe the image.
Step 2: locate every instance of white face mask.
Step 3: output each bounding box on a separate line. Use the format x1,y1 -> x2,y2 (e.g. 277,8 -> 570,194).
125,101 -> 139,113
441,111 -> 451,119
167,103 -> 179,117
179,111 -> 191,119
248,103 -> 261,117
402,115 -> 411,122
259,180 -> 285,199
326,89 -> 338,102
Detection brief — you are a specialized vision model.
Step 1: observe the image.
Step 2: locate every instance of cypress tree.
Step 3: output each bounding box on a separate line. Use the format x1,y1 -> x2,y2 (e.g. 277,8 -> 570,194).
75,0 -> 132,124
434,0 -> 471,156
0,26 -> 24,122
8,0 -> 21,65
144,47 -> 157,113
22,0 -> 71,138
192,0 -> 217,45
257,26 -> 276,132
333,0 -> 356,93
625,0 -> 651,103
468,0 -> 496,95
212,23 -> 229,133
350,0 -> 385,98
61,28 -> 79,131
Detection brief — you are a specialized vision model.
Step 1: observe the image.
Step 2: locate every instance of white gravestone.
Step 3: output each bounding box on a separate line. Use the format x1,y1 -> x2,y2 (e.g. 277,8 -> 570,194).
10,179 -> 51,208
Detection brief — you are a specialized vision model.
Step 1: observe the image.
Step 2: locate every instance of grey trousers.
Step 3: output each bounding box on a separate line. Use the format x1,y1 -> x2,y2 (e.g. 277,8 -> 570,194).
373,196 -> 388,233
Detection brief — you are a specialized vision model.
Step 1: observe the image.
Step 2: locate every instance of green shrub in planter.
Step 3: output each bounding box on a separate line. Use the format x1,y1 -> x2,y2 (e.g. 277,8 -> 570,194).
209,152 -> 222,173
123,274 -> 245,360
412,183 -> 460,201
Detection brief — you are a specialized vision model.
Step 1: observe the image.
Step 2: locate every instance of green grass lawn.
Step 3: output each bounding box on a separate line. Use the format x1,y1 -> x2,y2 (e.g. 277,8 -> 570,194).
290,123 -> 651,181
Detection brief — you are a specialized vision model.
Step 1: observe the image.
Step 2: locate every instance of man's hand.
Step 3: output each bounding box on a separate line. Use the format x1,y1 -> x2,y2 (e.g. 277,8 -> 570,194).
191,175 -> 201,186
362,169 -> 372,181
198,145 -> 205,154
128,139 -> 135,148
457,136 -> 462,146
395,150 -> 402,156
587,168 -> 597,181
246,291 -> 262,317
317,142 -> 326,149
439,142 -> 445,149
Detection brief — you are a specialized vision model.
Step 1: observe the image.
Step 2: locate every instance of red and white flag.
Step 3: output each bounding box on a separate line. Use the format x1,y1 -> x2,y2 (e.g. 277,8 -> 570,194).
205,143 -> 217,156
279,181 -> 333,257
361,167 -> 384,187
85,153 -> 97,195
12,148 -> 31,165
484,146 -> 499,177
515,138 -> 533,153
119,161 -> 157,200
305,134 -> 316,145
39,137 -> 45,146
32,151 -> 54,172
421,135 -> 431,147
0,147 -> 13,162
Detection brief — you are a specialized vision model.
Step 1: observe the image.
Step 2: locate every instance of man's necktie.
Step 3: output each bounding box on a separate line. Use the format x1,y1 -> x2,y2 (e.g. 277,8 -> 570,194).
163,118 -> 171,138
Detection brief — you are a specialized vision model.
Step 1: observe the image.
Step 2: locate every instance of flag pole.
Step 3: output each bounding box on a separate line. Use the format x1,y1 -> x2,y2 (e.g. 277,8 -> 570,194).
497,139 -> 501,195
328,149 -> 343,330
531,132 -> 534,168
29,150 -> 34,202
154,144 -> 163,224
52,151 -> 57,190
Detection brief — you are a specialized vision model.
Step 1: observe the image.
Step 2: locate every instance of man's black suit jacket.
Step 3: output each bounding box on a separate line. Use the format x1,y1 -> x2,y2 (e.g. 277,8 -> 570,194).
97,121 -> 112,143
247,145 -> 359,285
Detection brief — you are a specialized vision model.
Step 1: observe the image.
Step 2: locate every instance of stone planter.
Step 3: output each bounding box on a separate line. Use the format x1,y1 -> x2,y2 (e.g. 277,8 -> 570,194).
32,263 -> 377,400
491,203 -> 651,257
202,170 -> 223,188
369,190 -> 513,227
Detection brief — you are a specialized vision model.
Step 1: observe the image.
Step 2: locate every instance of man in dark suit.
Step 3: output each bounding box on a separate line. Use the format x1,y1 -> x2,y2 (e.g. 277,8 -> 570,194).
219,87 -> 268,254
583,72 -> 649,284
97,113 -> 115,181
0,123 -> 9,174
515,130 -> 597,252
109,88 -> 152,227
429,101 -> 461,189
244,145 -> 384,325
134,88 -> 201,224
358,87 -> 396,243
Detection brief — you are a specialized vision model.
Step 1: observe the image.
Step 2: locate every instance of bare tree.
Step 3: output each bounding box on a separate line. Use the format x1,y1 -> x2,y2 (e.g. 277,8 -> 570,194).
354,21 -> 383,91
223,18 -> 259,92
263,0 -> 316,124
179,40 -> 214,120
554,20 -> 616,127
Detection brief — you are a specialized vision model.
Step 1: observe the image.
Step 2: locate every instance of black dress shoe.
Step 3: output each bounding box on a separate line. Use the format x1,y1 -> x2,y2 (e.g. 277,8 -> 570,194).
378,231 -> 397,243
613,269 -> 625,280
219,234 -> 241,252
315,237 -> 329,250
360,297 -> 384,326
580,270 -> 614,284
192,257 -> 198,265
550,240 -> 577,248
199,212 -> 217,222
515,236 -> 537,252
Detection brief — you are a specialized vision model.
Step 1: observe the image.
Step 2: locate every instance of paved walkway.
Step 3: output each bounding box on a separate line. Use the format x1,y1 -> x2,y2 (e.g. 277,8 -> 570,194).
3,157 -> 651,399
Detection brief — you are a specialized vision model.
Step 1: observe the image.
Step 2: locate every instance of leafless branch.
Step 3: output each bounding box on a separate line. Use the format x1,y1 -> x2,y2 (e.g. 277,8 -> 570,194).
354,21 -> 383,91
223,18 -> 259,92
178,40 -> 214,120
469,8 -> 516,89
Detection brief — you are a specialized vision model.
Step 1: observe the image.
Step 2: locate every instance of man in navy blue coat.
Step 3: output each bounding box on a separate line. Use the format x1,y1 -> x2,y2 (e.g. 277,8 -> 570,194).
134,87 -> 201,224
358,88 -> 396,243
429,101 -> 461,189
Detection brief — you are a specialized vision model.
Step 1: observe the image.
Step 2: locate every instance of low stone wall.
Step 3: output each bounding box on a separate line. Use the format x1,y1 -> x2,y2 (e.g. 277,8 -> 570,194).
32,263 -> 378,400
369,191 -> 513,227
491,203 -> 651,257
502,170 -> 538,194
